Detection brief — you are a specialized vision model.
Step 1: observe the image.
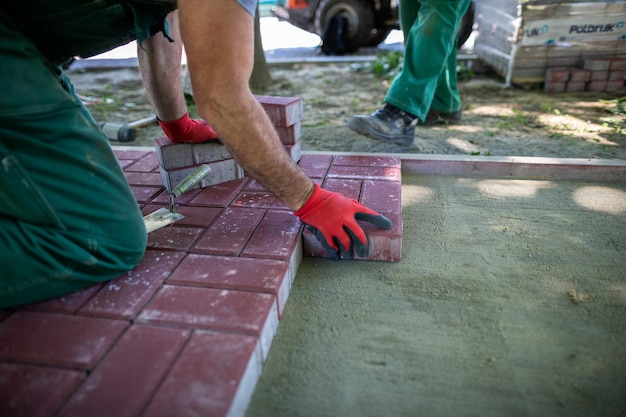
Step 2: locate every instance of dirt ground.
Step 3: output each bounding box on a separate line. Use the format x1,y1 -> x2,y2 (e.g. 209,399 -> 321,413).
67,61 -> 626,159
246,173 -> 626,417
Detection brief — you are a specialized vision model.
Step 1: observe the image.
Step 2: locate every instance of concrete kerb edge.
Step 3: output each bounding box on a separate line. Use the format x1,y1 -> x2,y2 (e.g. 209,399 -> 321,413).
302,151 -> 626,182
112,146 -> 626,182
400,154 -> 626,182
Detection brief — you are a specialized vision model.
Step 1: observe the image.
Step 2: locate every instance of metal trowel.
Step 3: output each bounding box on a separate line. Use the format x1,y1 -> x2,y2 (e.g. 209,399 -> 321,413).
143,164 -> 212,233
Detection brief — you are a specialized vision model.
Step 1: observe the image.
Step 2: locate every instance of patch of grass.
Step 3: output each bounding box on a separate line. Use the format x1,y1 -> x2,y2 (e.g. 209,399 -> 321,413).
601,96 -> 626,115
456,62 -> 474,81
600,116 -> 624,129
350,51 -> 403,81
309,97 -> 329,106
496,118 -> 514,130
348,98 -> 360,112
496,109 -> 535,131
541,103 -> 553,113
548,131 -> 566,139
91,94 -> 117,119
371,51 -> 403,80
352,51 -> 475,83
610,123 -> 623,135
184,92 -> 196,113
303,121 -> 329,127
513,109 -> 528,125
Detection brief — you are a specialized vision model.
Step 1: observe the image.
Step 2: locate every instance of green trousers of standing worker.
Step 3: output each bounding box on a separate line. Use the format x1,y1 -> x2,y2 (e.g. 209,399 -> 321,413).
0,1 -> 174,309
385,0 -> 471,122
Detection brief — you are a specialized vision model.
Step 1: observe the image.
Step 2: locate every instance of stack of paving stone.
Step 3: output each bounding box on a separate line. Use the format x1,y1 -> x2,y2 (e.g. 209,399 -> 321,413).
474,0 -> 626,85
544,58 -> 626,93
155,96 -> 303,193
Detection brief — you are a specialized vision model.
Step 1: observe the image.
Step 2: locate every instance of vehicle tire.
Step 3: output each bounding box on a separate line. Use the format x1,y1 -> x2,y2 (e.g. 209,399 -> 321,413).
315,0 -> 374,54
364,27 -> 392,47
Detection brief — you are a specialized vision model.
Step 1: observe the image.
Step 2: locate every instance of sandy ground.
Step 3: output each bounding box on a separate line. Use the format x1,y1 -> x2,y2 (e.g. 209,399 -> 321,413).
246,173 -> 626,417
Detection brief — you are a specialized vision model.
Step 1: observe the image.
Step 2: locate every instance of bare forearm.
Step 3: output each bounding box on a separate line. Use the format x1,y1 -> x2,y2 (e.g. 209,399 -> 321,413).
208,93 -> 314,210
178,0 -> 314,210
137,11 -> 187,121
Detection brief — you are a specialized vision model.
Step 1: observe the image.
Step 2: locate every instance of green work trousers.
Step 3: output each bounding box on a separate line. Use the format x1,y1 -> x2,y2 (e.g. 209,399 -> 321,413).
385,0 -> 471,121
0,2 -> 172,308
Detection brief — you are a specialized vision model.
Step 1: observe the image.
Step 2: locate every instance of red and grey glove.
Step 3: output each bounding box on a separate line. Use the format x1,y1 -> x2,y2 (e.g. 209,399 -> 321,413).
158,113 -> 220,144
294,183 -> 393,260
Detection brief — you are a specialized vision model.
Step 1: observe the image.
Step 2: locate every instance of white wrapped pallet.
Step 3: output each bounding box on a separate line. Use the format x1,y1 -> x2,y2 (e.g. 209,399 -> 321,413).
473,0 -> 626,86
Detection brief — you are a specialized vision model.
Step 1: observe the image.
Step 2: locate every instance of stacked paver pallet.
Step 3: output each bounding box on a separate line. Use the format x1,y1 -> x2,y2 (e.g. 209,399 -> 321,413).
474,0 -> 626,85
544,58 -> 626,92
156,95 -> 303,193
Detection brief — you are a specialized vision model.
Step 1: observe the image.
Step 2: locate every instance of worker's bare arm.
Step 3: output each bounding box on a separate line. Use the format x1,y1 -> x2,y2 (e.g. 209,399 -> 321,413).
177,0 -> 314,210
137,10 -> 187,121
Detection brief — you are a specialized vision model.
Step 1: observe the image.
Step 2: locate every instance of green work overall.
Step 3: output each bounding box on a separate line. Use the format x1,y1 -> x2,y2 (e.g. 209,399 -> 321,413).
0,1 -> 175,308
385,0 -> 471,121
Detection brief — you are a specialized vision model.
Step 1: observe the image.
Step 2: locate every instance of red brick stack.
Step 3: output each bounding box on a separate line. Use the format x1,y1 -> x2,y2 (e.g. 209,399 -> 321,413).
544,58 -> 626,93
254,95 -> 303,163
155,95 -> 303,193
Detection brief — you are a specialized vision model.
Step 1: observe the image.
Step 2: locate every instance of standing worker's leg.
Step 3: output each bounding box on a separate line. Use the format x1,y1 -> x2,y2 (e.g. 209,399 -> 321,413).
428,45 -> 462,115
385,0 -> 470,121
428,0 -> 471,118
347,0 -> 470,145
0,14 -> 147,309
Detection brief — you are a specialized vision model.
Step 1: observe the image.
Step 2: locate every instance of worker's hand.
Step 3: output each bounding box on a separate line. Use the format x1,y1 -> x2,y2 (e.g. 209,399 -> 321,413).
158,113 -> 220,144
294,183 -> 393,260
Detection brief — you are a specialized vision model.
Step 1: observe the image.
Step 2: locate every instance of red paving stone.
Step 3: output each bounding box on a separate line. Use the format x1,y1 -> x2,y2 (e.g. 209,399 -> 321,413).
193,207 -> 267,256
0,149 -> 402,417
0,363 -> 83,417
0,311 -> 128,370
141,331 -> 262,417
56,325 -> 190,417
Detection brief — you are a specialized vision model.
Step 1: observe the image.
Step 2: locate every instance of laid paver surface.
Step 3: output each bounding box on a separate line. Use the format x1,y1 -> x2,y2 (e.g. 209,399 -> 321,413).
0,149 -> 401,417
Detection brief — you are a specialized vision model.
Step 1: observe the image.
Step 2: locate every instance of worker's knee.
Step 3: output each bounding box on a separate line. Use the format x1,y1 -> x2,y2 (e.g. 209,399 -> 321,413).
0,210 -> 147,309
94,216 -> 148,272
81,204 -> 148,275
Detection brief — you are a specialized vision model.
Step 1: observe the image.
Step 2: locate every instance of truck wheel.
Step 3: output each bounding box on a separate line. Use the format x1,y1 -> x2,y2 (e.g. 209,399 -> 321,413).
364,27 -> 392,47
315,0 -> 374,54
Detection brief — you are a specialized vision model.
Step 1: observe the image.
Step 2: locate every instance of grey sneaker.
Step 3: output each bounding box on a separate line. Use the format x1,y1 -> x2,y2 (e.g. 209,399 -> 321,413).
348,104 -> 417,146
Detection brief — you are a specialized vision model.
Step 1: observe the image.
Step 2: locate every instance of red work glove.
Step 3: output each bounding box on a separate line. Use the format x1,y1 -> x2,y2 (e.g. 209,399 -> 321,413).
294,183 -> 393,260
158,113 -> 220,144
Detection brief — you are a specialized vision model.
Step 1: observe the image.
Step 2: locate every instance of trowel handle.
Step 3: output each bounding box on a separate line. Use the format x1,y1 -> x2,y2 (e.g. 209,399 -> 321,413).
171,164 -> 212,198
